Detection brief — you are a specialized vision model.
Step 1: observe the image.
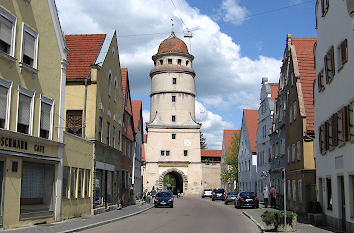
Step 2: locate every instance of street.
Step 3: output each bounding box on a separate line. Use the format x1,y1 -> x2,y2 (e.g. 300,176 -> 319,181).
82,197 -> 260,233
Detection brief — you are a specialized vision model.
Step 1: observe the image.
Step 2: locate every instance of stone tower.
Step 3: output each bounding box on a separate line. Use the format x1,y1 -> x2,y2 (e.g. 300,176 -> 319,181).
144,32 -> 202,196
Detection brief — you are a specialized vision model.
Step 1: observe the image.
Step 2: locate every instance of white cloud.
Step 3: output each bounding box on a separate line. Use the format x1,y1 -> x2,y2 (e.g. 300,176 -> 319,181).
220,0 -> 248,25
196,101 -> 234,149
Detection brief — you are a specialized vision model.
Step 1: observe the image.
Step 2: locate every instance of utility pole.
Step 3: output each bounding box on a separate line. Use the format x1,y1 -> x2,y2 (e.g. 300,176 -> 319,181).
282,168 -> 287,233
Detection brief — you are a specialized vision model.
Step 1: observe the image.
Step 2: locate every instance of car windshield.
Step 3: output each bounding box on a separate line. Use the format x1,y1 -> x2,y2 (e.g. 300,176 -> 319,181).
240,192 -> 256,198
157,192 -> 172,198
204,189 -> 212,191
214,189 -> 224,193
227,192 -> 238,196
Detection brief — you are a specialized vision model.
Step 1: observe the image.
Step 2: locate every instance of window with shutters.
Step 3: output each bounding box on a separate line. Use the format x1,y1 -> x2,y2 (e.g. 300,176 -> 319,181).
0,79 -> 11,129
349,102 -> 354,142
317,69 -> 325,92
325,121 -> 330,151
40,97 -> 53,139
337,110 -> 344,145
324,47 -> 335,84
321,0 -> 329,17
17,88 -> 34,134
0,8 -> 16,57
297,141 -> 301,160
331,114 -> 338,147
66,110 -> 82,137
337,39 -> 348,69
21,25 -> 38,68
319,124 -> 324,154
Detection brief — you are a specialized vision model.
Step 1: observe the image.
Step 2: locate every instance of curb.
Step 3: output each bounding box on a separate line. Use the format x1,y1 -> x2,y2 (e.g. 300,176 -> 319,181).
59,205 -> 154,233
242,211 -> 265,233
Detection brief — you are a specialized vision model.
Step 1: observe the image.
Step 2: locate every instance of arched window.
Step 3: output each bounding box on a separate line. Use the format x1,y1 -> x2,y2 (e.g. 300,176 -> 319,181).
108,73 -> 112,97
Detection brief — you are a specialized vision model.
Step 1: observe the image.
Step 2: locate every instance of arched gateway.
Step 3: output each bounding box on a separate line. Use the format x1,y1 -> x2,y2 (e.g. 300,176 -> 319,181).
143,32 -> 203,196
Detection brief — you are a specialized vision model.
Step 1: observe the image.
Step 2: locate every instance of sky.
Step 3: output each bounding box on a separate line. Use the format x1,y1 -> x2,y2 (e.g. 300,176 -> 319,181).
56,0 -> 317,149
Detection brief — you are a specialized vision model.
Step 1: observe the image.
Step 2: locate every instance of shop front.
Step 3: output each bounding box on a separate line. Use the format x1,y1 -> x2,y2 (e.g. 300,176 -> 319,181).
0,130 -> 62,229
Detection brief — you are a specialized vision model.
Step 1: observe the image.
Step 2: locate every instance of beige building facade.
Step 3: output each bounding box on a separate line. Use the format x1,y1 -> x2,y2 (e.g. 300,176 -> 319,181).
144,32 -> 202,196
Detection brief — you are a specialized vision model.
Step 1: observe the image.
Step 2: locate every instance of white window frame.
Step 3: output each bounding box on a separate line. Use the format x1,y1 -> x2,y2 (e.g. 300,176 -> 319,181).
20,23 -> 39,69
0,6 -> 17,57
17,85 -> 35,135
0,78 -> 12,130
39,94 -> 54,140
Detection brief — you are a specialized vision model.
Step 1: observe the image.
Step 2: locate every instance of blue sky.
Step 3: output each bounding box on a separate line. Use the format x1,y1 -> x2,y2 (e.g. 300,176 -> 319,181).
57,0 -> 317,149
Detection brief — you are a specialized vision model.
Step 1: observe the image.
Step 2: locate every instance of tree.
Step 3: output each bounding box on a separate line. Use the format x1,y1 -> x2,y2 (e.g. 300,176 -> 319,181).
221,132 -> 240,191
200,132 -> 207,149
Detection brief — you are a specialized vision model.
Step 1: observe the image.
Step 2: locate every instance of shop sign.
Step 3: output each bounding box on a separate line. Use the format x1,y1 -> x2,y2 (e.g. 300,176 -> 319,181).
0,136 -> 45,154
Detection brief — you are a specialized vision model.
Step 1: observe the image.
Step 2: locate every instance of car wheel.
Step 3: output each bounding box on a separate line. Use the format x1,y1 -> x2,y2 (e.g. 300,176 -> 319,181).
202,196 -> 205,198
212,198 -> 215,201
154,205 -> 158,208
224,201 -> 227,205
170,204 -> 173,208
256,205 -> 259,209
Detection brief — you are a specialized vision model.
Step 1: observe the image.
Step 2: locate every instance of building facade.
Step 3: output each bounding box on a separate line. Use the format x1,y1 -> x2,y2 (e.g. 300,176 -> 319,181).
314,1 -> 354,231
201,150 -> 221,190
0,0 -> 67,228
144,32 -> 202,196
238,110 -> 258,193
132,100 -> 143,200
256,78 -> 278,201
65,32 -> 124,212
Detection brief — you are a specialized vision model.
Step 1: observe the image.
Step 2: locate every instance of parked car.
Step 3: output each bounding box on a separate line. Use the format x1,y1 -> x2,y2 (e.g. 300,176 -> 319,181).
212,188 -> 225,201
224,191 -> 238,205
234,192 -> 259,208
202,189 -> 213,198
154,191 -> 174,208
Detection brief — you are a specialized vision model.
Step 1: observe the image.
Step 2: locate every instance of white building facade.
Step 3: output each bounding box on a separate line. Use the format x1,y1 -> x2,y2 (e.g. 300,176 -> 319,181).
144,32 -> 202,196
238,110 -> 258,193
314,1 -> 354,232
256,78 -> 278,200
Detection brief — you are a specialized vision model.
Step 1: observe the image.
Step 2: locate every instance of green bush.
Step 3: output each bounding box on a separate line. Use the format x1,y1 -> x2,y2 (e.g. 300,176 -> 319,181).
261,210 -> 297,227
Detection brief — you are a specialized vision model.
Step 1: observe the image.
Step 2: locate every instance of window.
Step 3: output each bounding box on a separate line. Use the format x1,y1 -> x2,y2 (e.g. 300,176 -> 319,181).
177,59 -> 181,65
293,102 -> 297,120
172,115 -> 176,122
289,105 -> 293,123
78,169 -> 83,198
161,150 -> 165,156
66,110 -> 82,136
172,78 -> 176,84
21,25 -> 38,68
297,141 -> 301,160
17,88 -> 34,134
317,69 -> 325,92
62,166 -> 69,198
338,39 -> 348,69
168,59 -> 172,64
70,168 -> 77,198
184,150 -> 188,156
172,96 -> 176,102
85,169 -> 90,197
112,126 -> 116,148
349,102 -> 354,142
166,150 -> 170,156
186,60 -> 189,66
108,73 -> 112,97
331,113 -> 338,147
291,73 -> 295,86
321,0 -> 329,16
0,79 -> 11,129
324,47 -> 335,83
0,8 -> 16,56
298,180 -> 302,202
292,144 -> 295,162
341,105 -> 350,142
159,60 -> 163,65
287,146 -> 291,163
172,133 -> 176,139
288,181 -> 291,200
326,178 -> 332,209
106,121 -> 110,145
40,97 -> 53,139
118,130 -> 121,148
114,79 -> 117,102
292,180 -> 296,201
98,117 -> 103,142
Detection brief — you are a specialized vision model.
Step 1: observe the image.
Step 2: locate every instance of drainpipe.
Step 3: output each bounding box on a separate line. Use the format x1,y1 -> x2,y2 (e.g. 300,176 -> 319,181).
83,77 -> 88,138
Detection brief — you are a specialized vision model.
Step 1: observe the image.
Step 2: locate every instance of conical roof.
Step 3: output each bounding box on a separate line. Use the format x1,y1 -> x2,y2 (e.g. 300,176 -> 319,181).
157,31 -> 189,54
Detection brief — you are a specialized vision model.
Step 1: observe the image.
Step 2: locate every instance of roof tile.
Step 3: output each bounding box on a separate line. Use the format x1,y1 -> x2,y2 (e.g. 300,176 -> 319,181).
243,109 -> 258,153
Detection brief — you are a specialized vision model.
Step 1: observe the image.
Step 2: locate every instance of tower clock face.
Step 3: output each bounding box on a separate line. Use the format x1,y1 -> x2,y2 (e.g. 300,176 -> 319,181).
184,139 -> 192,147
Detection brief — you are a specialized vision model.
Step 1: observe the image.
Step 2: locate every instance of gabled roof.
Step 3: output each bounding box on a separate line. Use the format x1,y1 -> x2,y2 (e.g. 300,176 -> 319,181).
201,150 -> 222,158
121,68 -> 128,96
269,83 -> 279,103
132,100 -> 142,133
291,38 -> 317,132
65,34 -> 106,79
222,130 -> 240,157
243,109 -> 258,153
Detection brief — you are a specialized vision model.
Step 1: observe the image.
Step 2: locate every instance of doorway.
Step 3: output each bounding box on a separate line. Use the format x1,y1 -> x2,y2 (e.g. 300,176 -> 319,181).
338,176 -> 346,232
163,171 -> 183,195
0,161 -> 4,227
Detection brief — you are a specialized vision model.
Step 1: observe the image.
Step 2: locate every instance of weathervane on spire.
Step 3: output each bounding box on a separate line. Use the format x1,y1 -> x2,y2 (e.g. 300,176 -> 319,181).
171,18 -> 174,32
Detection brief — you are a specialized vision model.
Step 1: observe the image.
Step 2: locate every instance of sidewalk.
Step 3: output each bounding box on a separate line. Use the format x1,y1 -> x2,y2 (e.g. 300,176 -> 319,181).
242,204 -> 338,233
1,202 -> 153,233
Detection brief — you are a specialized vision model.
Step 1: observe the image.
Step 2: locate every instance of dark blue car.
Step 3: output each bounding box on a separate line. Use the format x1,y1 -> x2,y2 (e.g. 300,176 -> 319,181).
212,188 -> 225,201
154,191 -> 174,208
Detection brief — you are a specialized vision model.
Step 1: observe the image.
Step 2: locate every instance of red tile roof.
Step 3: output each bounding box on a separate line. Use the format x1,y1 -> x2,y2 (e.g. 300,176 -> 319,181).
243,109 -> 258,153
201,150 -> 222,158
223,130 -> 240,157
121,68 -> 128,96
158,32 -> 189,54
269,83 -> 279,103
65,34 -> 106,79
143,134 -> 147,143
291,38 -> 317,132
132,100 -> 142,133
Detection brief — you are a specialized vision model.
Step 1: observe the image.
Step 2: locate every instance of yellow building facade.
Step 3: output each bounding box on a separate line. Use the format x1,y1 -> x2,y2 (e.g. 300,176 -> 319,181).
0,0 -> 67,229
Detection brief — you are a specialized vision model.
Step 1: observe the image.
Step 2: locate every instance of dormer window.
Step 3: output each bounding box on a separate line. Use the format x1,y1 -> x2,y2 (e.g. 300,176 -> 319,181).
168,59 -> 172,64
177,59 -> 181,65
186,60 -> 189,66
160,60 -> 163,65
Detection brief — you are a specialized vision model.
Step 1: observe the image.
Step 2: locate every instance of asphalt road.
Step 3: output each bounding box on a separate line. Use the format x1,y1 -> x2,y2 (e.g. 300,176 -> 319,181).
82,196 -> 261,233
